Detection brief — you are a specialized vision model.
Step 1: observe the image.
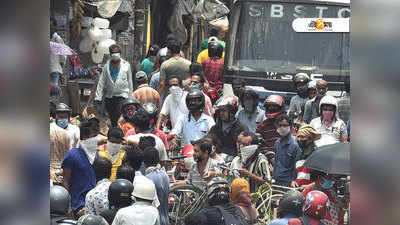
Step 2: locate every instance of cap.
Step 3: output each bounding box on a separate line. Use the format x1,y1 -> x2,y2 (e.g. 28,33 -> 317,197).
135,71 -> 147,82
209,36 -> 219,43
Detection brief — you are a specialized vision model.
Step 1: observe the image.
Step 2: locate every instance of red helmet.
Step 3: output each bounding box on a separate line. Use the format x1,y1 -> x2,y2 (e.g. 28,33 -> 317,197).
264,95 -> 285,118
303,190 -> 330,219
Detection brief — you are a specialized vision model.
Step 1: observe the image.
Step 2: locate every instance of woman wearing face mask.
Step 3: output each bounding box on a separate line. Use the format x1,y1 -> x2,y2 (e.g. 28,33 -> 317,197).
98,128 -> 126,182
94,44 -> 133,128
310,95 -> 348,147
303,170 -> 344,225
294,125 -> 321,190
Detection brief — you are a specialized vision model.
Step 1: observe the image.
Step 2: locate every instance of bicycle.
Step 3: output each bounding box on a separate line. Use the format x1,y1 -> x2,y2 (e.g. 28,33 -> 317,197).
168,183 -> 207,225
251,183 -> 301,224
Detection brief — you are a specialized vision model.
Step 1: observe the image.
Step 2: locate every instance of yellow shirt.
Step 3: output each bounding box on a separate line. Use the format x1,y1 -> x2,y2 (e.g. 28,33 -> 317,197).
197,49 -> 225,63
98,150 -> 126,182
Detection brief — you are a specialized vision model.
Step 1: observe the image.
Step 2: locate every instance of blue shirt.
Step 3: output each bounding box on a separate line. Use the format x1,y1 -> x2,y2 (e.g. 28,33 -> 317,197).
149,71 -> 160,90
273,134 -> 302,183
146,170 -> 170,225
109,65 -> 120,83
268,214 -> 298,225
62,148 -> 97,211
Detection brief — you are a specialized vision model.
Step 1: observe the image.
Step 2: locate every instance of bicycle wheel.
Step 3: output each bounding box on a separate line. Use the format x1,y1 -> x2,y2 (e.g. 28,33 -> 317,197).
168,185 -> 205,225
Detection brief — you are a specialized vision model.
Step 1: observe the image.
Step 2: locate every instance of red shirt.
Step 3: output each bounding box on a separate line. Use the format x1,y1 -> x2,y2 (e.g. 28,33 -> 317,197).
202,58 -> 224,83
256,118 -> 296,152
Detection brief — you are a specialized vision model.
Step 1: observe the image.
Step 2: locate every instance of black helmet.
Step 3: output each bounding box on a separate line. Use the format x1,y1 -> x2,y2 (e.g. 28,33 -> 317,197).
208,41 -> 223,58
77,214 -> 108,225
240,87 -> 259,105
55,103 -> 71,114
142,103 -> 158,120
294,73 -> 310,85
277,190 -> 305,218
108,179 -> 134,209
207,177 -> 230,206
50,185 -> 70,215
186,89 -> 205,113
120,98 -> 141,120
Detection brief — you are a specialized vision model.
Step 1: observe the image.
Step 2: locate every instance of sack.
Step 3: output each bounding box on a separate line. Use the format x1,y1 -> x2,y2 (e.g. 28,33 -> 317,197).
214,205 -> 248,225
209,16 -> 229,31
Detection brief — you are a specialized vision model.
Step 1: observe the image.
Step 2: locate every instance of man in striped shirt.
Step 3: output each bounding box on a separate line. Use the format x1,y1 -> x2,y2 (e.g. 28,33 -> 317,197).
132,71 -> 160,109
294,125 -> 321,188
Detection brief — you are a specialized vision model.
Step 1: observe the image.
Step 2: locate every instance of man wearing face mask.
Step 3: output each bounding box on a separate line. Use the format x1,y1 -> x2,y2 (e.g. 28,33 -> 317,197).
303,170 -> 344,225
232,78 -> 246,112
256,95 -> 296,152
169,89 -> 215,150
118,98 -> 142,136
294,126 -> 321,190
310,95 -> 348,147
98,128 -> 126,182
132,71 -> 160,109
303,80 -> 329,124
230,131 -> 271,192
188,72 -> 214,117
237,88 -> 266,133
62,122 -> 98,218
208,96 -> 249,157
157,76 -> 189,131
288,73 -> 310,124
95,44 -> 133,128
55,103 -> 80,148
273,115 -> 302,188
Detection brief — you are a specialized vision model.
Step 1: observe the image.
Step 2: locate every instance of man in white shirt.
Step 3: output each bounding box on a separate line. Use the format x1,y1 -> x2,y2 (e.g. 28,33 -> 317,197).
125,110 -> 169,162
112,176 -> 160,225
169,89 -> 215,149
54,103 -> 80,148
95,44 -> 133,127
156,76 -> 188,131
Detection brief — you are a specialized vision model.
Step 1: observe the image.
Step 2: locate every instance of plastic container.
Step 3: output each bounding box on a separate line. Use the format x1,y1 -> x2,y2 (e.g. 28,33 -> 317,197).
88,27 -> 103,41
79,37 -> 94,53
101,29 -> 112,40
93,17 -> 110,29
91,47 -> 104,64
98,39 -> 116,55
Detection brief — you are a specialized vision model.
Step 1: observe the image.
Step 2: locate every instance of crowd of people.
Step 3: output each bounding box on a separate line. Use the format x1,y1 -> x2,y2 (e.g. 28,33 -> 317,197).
50,25 -> 350,225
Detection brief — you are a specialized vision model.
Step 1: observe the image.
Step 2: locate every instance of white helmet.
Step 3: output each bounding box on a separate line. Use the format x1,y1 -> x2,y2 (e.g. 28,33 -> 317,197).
319,95 -> 338,113
132,176 -> 156,201
308,80 -> 317,89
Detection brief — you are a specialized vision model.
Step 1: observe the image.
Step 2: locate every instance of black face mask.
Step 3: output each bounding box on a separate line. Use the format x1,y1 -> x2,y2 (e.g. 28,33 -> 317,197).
298,140 -> 308,149
297,89 -> 309,98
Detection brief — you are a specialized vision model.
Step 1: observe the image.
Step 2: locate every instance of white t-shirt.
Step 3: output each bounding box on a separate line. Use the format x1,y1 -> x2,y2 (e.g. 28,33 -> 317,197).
65,124 -> 80,148
310,117 -> 347,147
125,133 -> 169,161
160,93 -> 189,129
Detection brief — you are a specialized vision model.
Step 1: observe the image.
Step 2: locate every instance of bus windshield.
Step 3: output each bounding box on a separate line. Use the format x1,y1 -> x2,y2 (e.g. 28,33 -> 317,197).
229,2 -> 350,74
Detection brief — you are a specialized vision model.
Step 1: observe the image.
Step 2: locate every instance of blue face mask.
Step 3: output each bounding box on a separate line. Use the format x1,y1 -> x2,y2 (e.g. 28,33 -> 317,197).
57,119 -> 69,129
321,177 -> 334,189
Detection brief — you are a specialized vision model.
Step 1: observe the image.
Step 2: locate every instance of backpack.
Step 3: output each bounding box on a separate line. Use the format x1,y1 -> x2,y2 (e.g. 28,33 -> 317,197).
214,205 -> 249,225
288,216 -> 325,225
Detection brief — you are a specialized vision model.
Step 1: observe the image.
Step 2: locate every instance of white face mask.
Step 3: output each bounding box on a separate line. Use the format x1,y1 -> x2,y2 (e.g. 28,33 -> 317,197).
80,137 -> 98,164
111,53 -> 121,61
240,145 -> 258,164
169,86 -> 183,102
277,126 -> 290,137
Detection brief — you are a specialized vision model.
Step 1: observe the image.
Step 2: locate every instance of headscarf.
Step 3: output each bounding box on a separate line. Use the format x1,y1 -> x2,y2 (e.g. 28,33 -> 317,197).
297,125 -> 321,141
230,178 -> 250,203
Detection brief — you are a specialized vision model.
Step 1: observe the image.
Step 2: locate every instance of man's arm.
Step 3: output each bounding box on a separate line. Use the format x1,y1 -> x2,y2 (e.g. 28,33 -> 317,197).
156,114 -> 166,130
62,168 -> 71,192
302,101 -> 312,124
95,66 -> 107,101
127,63 -> 133,94
157,64 -> 166,96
